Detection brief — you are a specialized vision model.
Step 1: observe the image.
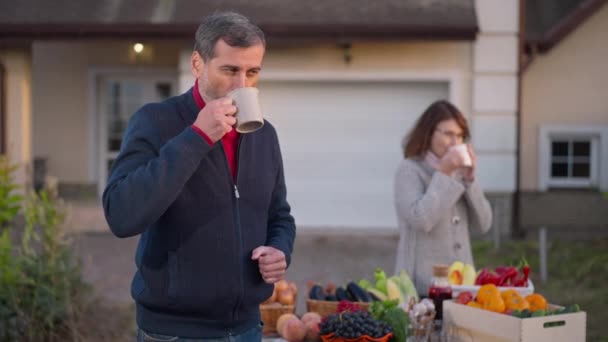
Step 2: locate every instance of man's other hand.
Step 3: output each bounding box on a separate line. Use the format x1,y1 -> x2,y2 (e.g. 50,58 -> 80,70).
251,246 -> 286,284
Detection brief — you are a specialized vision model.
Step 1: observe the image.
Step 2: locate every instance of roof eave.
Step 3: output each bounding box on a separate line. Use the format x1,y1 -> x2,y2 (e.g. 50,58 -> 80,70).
0,23 -> 478,44
526,0 -> 607,53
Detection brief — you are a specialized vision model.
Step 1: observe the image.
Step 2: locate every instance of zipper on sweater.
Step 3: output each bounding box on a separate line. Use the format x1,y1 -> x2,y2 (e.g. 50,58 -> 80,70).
220,137 -> 245,322
233,135 -> 245,322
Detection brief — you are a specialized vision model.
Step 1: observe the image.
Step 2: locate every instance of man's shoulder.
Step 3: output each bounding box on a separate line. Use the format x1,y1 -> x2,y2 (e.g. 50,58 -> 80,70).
260,119 -> 277,134
140,94 -> 184,116
132,94 -> 187,125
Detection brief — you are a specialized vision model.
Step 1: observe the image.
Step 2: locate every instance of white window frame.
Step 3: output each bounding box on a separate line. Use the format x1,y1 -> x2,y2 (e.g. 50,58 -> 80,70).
88,67 -> 177,197
539,124 -> 608,191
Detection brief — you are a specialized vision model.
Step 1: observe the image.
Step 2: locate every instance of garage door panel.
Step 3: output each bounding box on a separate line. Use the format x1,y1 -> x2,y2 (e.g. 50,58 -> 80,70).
259,81 -> 448,229
288,181 -> 395,227
284,150 -> 400,181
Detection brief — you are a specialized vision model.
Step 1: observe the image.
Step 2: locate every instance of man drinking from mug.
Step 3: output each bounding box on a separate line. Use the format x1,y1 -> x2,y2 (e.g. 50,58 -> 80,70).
103,11 -> 296,341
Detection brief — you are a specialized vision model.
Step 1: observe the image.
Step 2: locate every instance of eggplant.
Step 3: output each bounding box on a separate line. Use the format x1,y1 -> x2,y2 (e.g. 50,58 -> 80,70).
335,287 -> 349,301
347,281 -> 370,302
309,284 -> 325,300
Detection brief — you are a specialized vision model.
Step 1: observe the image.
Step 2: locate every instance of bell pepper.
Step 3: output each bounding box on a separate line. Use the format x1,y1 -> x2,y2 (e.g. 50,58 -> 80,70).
477,284 -> 500,304
525,294 -> 547,312
502,291 -> 530,311
482,293 -> 506,313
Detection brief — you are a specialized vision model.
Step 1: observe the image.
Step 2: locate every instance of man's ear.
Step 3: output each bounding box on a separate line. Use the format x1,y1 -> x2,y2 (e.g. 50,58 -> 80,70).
191,51 -> 204,78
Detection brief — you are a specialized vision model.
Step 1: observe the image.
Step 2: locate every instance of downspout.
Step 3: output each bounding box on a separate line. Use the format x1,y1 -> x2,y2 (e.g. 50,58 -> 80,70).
0,62 -> 5,155
513,0 -> 527,238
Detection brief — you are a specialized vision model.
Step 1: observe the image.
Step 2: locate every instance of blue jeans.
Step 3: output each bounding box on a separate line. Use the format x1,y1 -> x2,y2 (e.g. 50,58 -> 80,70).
136,324 -> 263,342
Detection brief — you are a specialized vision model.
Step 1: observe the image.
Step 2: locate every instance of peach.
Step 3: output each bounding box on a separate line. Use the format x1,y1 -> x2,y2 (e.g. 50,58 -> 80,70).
276,313 -> 298,336
301,312 -> 321,325
304,320 -> 321,341
283,318 -> 307,342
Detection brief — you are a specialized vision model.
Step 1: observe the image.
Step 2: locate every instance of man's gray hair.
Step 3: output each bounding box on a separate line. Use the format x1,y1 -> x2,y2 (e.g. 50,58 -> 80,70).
194,12 -> 266,62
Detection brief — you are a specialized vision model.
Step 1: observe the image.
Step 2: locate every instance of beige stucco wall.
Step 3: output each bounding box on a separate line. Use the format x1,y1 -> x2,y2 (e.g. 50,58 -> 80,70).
35,40 -> 471,186
0,50 -> 32,189
521,4 -> 608,190
264,41 -> 471,71
32,40 -> 184,183
262,41 -> 471,113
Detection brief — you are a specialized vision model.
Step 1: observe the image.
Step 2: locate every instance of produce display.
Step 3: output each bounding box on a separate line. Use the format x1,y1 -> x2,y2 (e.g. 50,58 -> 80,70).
308,281 -> 371,303
447,261 -> 476,286
260,280 -> 299,336
264,263 -> 584,341
447,260 -> 530,287
357,268 -> 418,306
454,284 -> 581,318
275,311 -> 322,341
319,310 -> 393,340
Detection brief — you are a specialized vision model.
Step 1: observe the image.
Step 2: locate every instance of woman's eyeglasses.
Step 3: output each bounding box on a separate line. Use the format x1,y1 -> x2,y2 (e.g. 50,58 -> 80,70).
435,128 -> 465,142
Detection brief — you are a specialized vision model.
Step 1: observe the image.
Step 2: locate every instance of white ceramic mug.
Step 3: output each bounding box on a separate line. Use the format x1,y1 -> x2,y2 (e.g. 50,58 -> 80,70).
450,144 -> 472,167
228,87 -> 264,133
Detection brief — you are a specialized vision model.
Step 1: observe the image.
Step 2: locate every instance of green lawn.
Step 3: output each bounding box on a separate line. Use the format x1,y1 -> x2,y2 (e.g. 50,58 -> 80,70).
473,238 -> 608,342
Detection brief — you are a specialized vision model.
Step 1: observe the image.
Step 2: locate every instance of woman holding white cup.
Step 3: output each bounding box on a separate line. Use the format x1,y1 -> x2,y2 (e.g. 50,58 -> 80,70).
393,100 -> 493,296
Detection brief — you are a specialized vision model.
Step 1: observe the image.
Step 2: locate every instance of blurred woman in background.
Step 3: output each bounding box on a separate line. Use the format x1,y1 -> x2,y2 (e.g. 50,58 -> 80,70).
393,100 -> 492,295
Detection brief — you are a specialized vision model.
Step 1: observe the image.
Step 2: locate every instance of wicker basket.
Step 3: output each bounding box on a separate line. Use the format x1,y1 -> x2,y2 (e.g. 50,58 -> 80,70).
306,299 -> 371,318
259,303 -> 296,336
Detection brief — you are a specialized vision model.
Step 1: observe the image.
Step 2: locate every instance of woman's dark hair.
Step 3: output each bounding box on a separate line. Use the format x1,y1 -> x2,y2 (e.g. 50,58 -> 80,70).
402,100 -> 470,158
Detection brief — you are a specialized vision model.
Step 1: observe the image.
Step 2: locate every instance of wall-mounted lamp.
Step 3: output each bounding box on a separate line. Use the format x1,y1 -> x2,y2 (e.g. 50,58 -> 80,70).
133,43 -> 145,54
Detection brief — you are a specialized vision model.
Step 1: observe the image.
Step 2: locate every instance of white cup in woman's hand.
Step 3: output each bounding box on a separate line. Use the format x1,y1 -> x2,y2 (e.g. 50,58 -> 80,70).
449,143 -> 472,167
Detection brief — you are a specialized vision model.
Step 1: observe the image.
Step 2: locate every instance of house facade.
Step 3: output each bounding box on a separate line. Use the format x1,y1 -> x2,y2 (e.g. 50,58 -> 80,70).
3,0 -> 602,236
519,0 -> 608,236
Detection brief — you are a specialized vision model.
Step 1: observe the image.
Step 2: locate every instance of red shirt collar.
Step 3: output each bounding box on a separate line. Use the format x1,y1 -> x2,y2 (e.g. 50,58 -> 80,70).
192,78 -> 206,109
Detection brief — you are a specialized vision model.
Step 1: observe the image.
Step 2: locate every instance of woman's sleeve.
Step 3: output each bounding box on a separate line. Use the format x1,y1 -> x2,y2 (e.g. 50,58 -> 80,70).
394,161 -> 465,233
464,181 -> 493,234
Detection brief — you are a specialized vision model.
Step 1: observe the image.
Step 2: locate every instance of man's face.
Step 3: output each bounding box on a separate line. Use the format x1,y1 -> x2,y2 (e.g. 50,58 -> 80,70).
192,39 -> 265,102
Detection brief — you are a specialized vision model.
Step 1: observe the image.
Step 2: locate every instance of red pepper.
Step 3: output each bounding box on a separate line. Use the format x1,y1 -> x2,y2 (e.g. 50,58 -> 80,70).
514,258 -> 531,287
495,266 -> 510,275
523,265 -> 530,282
497,267 -> 518,286
482,272 -> 501,285
475,268 -> 489,285
511,274 -> 527,287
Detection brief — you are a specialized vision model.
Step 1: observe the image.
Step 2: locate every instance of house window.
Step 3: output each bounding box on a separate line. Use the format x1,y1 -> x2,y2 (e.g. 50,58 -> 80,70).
96,73 -> 176,196
540,124 -> 608,191
550,140 -> 591,178
547,136 -> 597,188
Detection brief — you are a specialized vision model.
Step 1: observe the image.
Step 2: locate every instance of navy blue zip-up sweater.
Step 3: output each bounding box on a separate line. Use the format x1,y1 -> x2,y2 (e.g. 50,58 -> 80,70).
102,88 -> 296,338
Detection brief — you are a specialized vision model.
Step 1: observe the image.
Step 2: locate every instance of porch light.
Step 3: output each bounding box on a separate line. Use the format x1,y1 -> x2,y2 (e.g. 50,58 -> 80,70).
133,43 -> 144,54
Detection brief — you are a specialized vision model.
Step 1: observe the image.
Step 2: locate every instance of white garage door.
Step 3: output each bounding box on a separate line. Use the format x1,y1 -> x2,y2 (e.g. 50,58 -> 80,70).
259,80 -> 449,230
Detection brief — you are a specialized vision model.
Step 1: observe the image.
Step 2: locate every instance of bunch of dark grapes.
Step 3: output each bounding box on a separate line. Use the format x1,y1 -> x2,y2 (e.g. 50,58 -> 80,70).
319,311 -> 393,339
